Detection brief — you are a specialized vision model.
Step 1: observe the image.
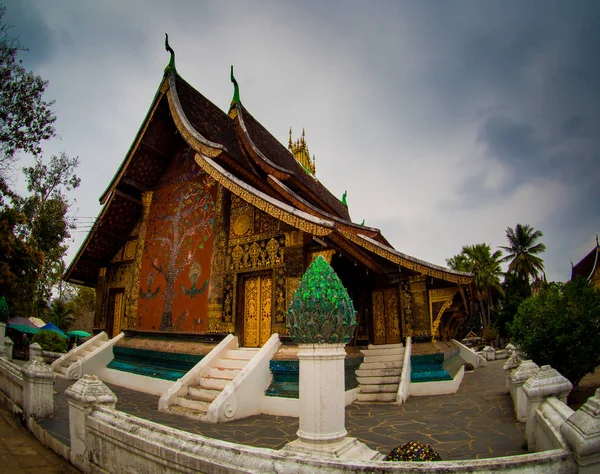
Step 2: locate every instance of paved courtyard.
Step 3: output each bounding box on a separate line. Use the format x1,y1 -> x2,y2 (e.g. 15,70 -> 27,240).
41,359 -> 525,461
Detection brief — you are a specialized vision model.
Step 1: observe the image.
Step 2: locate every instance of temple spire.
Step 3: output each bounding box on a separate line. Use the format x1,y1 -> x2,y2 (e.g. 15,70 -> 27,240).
288,128 -> 316,176
164,33 -> 176,74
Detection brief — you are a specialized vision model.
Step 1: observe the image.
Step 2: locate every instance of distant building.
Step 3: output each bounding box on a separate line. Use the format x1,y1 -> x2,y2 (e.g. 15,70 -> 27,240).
571,236 -> 600,287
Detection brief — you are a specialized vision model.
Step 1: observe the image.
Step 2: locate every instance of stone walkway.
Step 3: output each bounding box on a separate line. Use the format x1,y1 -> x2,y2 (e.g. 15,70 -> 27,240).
43,359 -> 525,461
0,405 -> 79,473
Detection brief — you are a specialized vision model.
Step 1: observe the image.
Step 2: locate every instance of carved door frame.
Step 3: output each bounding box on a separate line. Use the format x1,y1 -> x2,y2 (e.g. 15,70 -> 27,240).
106,288 -> 125,338
236,269 -> 274,347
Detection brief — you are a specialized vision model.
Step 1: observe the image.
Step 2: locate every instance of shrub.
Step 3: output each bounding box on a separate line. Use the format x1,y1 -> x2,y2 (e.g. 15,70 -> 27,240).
385,440 -> 442,462
31,330 -> 66,353
482,327 -> 499,344
510,278 -> 600,387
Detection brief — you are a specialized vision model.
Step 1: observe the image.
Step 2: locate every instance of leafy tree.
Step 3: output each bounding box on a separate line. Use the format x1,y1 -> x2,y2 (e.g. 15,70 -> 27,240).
31,329 -> 66,353
496,272 -> 531,338
0,4 -> 77,318
65,283 -> 95,332
500,224 -> 546,284
0,5 -> 56,185
510,278 -> 600,387
447,243 -> 504,328
47,297 -> 75,331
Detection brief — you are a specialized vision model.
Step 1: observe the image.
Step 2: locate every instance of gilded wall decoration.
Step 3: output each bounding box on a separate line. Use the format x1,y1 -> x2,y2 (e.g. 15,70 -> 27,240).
310,249 -> 336,264
229,200 -> 282,246
428,288 -> 458,341
223,273 -> 235,324
400,281 -> 413,337
274,266 -> 286,325
409,277 -> 430,338
228,236 -> 285,271
372,290 -> 386,344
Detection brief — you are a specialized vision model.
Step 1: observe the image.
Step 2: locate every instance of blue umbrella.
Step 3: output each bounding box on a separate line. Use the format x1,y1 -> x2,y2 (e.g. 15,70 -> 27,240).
40,322 -> 68,339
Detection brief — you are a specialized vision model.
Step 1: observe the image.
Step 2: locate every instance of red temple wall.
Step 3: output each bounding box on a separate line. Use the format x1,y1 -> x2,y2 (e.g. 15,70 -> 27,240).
136,150 -> 217,333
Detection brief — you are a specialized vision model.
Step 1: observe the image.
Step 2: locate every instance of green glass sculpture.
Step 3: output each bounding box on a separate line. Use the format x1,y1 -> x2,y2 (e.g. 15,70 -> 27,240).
286,255 -> 357,344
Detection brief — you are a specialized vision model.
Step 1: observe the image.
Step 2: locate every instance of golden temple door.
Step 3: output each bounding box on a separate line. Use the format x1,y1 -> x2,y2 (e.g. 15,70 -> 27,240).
240,273 -> 273,347
371,288 -> 401,345
106,288 -> 124,338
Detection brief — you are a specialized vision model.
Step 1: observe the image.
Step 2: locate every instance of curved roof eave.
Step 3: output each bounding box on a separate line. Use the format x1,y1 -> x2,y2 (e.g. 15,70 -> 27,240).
166,72 -> 227,157
343,232 -> 474,284
195,153 -> 334,237
267,174 -> 381,238
234,105 -> 293,179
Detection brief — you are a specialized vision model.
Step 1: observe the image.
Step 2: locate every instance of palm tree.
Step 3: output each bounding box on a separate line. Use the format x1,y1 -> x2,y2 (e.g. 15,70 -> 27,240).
48,298 -> 75,331
448,244 -> 504,328
500,224 -> 546,284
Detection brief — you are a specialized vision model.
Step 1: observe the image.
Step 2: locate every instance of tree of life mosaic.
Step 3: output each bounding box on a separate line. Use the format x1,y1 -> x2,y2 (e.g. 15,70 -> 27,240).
137,151 -> 217,332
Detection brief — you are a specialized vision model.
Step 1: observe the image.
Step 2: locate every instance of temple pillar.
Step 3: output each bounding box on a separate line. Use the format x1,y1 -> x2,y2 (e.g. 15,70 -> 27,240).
125,190 -> 153,330
95,267 -> 106,330
207,185 -> 230,332
409,276 -> 430,340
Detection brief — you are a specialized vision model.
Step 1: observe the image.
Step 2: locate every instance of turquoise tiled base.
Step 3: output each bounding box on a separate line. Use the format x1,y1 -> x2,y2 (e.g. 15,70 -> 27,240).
108,347 -> 204,381
411,351 -> 462,383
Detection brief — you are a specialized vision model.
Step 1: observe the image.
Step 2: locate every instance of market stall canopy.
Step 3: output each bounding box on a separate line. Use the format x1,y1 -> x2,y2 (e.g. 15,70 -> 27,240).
40,322 -> 68,339
67,330 -> 91,338
8,324 -> 39,335
8,316 -> 38,328
29,317 -> 46,328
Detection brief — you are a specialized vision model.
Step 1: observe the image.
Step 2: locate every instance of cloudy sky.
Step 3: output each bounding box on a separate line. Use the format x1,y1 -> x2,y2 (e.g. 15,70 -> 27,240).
4,0 -> 599,282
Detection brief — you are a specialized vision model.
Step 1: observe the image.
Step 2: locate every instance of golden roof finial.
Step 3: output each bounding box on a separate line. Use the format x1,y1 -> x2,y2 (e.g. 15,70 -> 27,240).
288,127 -> 293,149
289,128 -> 316,176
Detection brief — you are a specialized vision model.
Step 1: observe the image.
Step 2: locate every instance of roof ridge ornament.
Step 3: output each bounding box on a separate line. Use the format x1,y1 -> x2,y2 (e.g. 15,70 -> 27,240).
164,33 -> 176,74
341,190 -> 348,207
229,65 -> 241,118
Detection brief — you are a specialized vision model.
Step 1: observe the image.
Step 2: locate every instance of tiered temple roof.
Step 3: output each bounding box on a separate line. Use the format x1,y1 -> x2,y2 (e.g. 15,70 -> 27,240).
65,46 -> 472,288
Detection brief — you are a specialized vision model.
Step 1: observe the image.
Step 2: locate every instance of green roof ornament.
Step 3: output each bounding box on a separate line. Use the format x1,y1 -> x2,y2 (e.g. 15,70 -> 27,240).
286,255 -> 357,344
164,33 -> 176,74
341,190 -> 348,207
360,219 -> 365,226
230,65 -> 240,106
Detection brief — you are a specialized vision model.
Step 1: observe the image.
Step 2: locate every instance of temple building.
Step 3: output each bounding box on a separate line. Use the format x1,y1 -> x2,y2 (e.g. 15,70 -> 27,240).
571,236 -> 600,288
64,43 -> 473,349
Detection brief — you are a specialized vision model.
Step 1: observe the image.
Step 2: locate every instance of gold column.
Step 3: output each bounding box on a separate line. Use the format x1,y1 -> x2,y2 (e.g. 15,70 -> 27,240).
409,276 -> 430,339
95,267 -> 107,330
125,190 -> 153,330
207,185 -> 231,333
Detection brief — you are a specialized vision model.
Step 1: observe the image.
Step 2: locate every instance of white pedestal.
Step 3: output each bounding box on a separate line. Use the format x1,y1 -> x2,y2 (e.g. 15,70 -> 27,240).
283,343 -> 382,461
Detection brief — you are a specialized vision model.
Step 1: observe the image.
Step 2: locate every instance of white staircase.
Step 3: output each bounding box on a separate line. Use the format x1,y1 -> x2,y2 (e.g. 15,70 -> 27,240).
170,347 -> 259,419
51,331 -> 124,380
160,333 -> 281,423
355,343 -> 405,402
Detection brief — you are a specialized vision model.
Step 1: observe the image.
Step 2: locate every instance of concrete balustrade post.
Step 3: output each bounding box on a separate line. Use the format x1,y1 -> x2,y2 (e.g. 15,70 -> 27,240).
4,336 -> 13,360
66,374 -> 117,472
522,365 -> 572,448
503,353 -> 521,394
561,388 -> 600,473
21,358 -> 55,419
482,346 -> 496,361
29,342 -> 42,361
509,360 -> 540,422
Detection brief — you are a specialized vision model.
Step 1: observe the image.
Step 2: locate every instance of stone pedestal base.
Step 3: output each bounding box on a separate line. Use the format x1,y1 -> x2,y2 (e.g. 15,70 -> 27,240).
283,436 -> 383,461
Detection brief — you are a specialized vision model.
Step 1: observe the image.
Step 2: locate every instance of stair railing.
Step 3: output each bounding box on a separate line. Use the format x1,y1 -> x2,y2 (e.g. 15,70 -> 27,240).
396,336 -> 412,404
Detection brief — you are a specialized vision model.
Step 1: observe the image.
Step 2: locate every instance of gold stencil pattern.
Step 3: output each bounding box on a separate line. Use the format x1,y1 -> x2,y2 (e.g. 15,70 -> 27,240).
372,288 -> 401,345
229,236 -> 285,270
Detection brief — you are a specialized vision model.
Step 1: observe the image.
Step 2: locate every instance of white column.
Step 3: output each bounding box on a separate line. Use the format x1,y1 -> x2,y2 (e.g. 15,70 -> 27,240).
66,374 -> 117,472
21,358 -> 55,420
296,343 -> 347,443
561,388 -> 600,473
503,353 -> 521,394
522,365 -> 572,448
